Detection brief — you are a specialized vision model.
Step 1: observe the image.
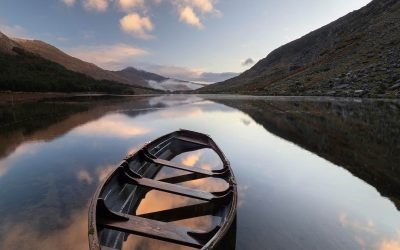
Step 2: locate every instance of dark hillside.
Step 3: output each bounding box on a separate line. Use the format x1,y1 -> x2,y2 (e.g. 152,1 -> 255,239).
200,0 -> 400,98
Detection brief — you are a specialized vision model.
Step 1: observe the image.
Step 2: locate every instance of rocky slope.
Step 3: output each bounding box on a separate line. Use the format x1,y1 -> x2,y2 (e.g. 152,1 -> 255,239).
0,32 -> 20,54
200,0 -> 400,98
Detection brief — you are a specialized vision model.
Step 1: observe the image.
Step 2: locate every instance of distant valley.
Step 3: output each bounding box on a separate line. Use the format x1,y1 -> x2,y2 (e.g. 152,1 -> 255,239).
113,67 -> 207,92
0,31 -> 234,94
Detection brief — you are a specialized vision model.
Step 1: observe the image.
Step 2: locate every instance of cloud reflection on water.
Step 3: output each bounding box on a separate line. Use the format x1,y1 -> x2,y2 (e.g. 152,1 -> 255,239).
0,95 -> 399,250
0,142 -> 40,178
73,114 -> 151,139
0,207 -> 89,250
338,212 -> 400,250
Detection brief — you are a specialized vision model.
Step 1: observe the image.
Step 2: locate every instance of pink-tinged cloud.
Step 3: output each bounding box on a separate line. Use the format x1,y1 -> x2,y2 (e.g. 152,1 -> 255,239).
118,0 -> 145,12
61,0 -> 76,7
120,13 -> 154,39
68,43 -> 149,70
179,6 -> 203,28
83,0 -> 108,12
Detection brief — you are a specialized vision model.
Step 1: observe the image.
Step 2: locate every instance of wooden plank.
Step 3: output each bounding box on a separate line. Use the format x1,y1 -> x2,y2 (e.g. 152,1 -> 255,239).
126,174 -> 216,201
98,214 -> 204,248
138,202 -> 217,222
159,173 -> 206,184
151,158 -> 215,176
174,136 -> 210,147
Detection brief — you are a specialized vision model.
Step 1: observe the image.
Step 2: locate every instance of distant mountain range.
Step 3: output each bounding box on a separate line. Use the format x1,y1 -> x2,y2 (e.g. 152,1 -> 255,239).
0,32 -> 145,94
113,67 -> 206,92
0,32 -> 237,93
200,0 -> 400,98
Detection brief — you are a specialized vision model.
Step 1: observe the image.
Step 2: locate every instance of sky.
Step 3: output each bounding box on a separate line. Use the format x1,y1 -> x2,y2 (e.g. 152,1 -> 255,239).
0,0 -> 372,80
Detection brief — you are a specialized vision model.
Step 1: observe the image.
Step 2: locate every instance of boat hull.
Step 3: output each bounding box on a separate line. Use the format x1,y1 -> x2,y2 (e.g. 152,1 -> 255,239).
88,130 -> 237,250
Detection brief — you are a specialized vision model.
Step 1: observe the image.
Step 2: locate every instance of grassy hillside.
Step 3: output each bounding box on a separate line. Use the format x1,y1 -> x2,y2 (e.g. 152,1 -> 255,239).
0,47 -> 136,94
200,0 -> 400,98
14,39 -> 136,86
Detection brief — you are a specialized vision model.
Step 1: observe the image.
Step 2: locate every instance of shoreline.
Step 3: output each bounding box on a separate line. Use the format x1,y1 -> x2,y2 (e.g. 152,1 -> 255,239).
1,91 -> 399,106
0,92 -> 163,105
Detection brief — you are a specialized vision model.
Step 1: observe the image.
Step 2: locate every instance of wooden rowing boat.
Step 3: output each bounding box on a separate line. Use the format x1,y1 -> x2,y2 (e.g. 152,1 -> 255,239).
88,130 -> 237,249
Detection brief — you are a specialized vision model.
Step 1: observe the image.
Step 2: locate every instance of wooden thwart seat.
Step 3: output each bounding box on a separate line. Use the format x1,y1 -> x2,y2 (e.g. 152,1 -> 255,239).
141,148 -> 229,178
118,167 -> 232,202
139,202 -> 218,222
97,199 -> 217,248
89,130 -> 237,250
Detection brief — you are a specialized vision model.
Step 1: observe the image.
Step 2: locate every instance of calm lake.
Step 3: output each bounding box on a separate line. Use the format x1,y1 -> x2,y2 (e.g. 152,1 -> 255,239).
0,95 -> 399,250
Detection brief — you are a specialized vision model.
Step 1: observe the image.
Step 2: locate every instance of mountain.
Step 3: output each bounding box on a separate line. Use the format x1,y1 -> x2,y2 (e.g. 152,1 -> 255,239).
13,38 -> 135,86
0,32 -> 147,94
200,0 -> 400,98
2,31 -> 234,93
116,67 -> 168,83
114,67 -> 205,92
114,67 -> 166,88
0,32 -> 20,54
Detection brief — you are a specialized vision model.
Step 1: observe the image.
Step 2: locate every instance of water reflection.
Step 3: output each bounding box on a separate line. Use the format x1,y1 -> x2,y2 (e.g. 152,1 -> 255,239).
1,207 -> 89,249
0,95 -> 399,250
210,97 -> 400,209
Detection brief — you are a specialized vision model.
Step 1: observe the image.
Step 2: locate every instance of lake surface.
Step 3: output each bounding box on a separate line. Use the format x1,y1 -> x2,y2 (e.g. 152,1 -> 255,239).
0,95 -> 399,250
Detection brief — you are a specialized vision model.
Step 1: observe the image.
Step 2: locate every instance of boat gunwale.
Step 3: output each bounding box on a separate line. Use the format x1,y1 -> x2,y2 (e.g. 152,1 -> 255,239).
88,129 -> 237,250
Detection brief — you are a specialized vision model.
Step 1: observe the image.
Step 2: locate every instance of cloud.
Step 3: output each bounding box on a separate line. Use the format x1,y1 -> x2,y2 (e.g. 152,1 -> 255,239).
179,6 -> 203,28
68,43 -> 149,69
173,0 -> 216,13
171,0 -> 220,28
83,0 -> 108,12
190,0 -> 214,13
61,0 -> 76,7
118,0 -> 144,12
379,238 -> 400,250
56,36 -> 68,42
139,63 -> 238,82
0,23 -> 29,38
120,13 -> 154,39
140,63 -> 203,80
242,58 -> 255,66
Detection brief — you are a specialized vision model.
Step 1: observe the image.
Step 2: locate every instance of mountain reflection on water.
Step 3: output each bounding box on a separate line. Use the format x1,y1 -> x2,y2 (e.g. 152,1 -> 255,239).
0,95 -> 399,250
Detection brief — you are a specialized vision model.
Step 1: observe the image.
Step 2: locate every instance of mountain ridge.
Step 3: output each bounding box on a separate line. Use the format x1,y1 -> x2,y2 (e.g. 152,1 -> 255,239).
200,0 -> 400,98
1,30 -> 238,92
13,38 -> 136,86
114,67 -> 208,92
0,31 -> 155,94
